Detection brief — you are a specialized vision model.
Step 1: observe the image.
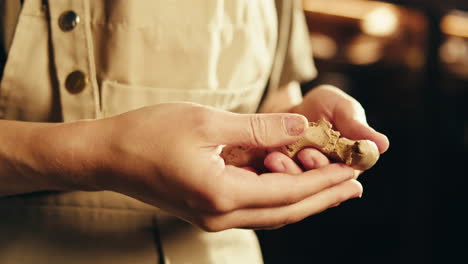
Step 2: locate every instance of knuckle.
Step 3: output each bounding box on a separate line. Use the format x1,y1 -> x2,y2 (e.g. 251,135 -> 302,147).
206,196 -> 234,214
190,107 -> 213,139
321,166 -> 353,186
196,216 -> 226,232
281,196 -> 296,207
280,214 -> 299,226
276,197 -> 294,208
197,186 -> 235,214
279,186 -> 300,206
248,115 -> 268,147
320,170 -> 342,187
183,192 -> 221,215
186,178 -> 237,214
349,100 -> 366,117
342,98 -> 367,123
325,174 -> 339,186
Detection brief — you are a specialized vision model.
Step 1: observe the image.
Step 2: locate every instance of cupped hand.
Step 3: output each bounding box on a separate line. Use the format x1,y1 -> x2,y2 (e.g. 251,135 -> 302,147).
291,85 -> 389,153
81,102 -> 362,231
267,85 -> 390,175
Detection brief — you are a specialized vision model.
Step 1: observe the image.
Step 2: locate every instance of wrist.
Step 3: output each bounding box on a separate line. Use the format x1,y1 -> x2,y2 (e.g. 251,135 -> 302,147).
28,120 -> 106,192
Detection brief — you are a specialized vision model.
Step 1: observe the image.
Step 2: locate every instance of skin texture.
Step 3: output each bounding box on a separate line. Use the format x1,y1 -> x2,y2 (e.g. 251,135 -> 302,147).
0,84 -> 389,231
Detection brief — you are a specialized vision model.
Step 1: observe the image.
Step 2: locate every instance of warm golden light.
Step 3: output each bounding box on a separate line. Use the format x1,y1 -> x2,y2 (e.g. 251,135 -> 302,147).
440,37 -> 468,64
303,0 -> 400,37
304,0 -> 377,20
361,6 -> 399,37
441,11 -> 468,39
346,35 -> 382,65
310,33 -> 338,59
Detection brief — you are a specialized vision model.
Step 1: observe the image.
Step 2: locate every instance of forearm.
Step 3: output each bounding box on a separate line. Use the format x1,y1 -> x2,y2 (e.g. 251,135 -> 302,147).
0,120 -> 98,197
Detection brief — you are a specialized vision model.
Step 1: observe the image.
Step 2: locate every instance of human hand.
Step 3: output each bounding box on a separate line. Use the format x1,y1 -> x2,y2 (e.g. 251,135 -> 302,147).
264,85 -> 389,175
62,102 -> 362,231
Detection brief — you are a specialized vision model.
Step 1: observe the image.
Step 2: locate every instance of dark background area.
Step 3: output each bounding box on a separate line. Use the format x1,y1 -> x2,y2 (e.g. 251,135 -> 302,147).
257,0 -> 467,263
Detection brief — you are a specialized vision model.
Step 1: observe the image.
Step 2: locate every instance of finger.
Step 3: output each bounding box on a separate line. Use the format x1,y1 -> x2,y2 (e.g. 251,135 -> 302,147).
239,224 -> 285,230
239,197 -> 345,230
241,166 -> 257,173
354,170 -> 363,179
223,163 -> 356,210
333,102 -> 389,154
264,152 -> 303,174
337,118 -> 389,154
206,111 -> 308,148
204,179 -> 363,231
296,148 -> 330,170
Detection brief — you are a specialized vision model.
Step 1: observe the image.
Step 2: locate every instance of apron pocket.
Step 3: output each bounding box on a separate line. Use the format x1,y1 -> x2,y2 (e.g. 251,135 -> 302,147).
101,79 -> 265,117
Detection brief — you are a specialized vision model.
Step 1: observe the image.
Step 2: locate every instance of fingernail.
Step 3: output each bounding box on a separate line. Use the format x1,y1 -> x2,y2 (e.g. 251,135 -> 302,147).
352,192 -> 363,199
285,117 -> 306,136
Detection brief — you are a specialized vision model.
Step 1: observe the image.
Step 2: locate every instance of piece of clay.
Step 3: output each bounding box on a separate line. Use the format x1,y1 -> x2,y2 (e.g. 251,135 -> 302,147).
279,119 -> 379,170
221,119 -> 380,171
220,146 -> 268,168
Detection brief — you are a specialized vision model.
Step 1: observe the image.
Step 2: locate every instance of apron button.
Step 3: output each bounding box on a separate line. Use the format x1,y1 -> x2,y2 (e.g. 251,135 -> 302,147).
59,10 -> 80,32
65,71 -> 88,94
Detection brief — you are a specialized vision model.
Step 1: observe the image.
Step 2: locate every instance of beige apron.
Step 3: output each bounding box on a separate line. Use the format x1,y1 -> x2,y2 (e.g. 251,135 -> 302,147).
0,0 -> 315,263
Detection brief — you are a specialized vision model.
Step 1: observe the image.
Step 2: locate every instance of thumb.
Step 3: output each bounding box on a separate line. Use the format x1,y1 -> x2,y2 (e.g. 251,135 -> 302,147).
208,111 -> 308,148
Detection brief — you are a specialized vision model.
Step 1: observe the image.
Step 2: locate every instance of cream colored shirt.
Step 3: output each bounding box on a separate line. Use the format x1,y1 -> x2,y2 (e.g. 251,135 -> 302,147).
0,1 -> 316,263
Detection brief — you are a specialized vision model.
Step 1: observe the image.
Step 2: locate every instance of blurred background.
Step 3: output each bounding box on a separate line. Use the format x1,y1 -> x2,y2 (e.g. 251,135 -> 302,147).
256,0 -> 468,263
